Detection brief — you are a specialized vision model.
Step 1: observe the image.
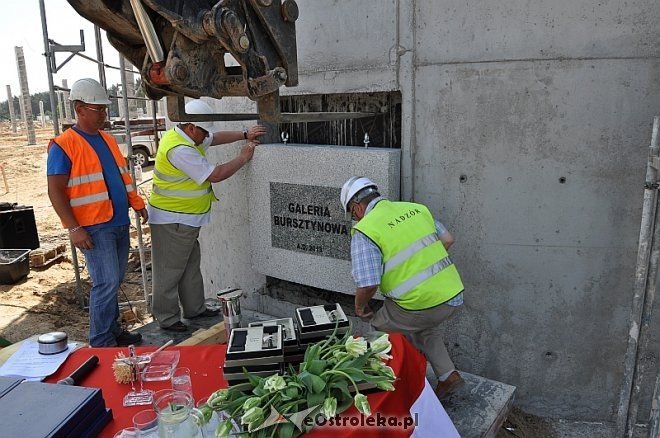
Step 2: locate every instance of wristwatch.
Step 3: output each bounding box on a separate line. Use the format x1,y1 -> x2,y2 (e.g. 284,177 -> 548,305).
243,128 -> 248,140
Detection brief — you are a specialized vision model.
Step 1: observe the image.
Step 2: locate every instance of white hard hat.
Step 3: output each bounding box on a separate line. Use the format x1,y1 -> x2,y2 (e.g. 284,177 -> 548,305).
340,176 -> 378,212
69,78 -> 111,105
185,99 -> 217,131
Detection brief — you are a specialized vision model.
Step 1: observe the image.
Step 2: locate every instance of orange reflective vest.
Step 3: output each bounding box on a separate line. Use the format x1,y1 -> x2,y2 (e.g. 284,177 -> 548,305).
48,128 -> 145,227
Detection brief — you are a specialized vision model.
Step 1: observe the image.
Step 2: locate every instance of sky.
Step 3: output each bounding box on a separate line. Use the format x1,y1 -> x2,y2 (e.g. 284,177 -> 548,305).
0,0 -> 124,99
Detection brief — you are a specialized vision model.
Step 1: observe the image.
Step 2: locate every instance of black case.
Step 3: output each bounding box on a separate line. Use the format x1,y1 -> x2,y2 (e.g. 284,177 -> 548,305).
0,207 -> 40,250
0,381 -> 111,437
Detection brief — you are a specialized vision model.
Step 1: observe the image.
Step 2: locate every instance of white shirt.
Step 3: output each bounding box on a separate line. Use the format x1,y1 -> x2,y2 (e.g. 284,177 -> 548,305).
148,126 -> 215,227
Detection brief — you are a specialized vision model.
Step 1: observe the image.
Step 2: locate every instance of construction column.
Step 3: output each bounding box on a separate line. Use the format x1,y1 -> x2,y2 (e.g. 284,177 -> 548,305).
62,79 -> 72,123
14,46 -> 36,145
5,85 -> 17,133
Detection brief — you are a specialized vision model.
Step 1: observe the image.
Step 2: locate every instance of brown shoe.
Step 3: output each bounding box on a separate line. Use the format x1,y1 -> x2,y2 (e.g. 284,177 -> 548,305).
435,371 -> 465,399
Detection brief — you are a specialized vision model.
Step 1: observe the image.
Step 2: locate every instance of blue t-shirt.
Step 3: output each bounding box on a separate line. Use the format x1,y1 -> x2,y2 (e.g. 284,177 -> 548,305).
47,127 -> 129,230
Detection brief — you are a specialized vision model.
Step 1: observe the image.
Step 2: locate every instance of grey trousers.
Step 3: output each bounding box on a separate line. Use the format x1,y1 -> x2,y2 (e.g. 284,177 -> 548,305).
370,299 -> 459,378
151,223 -> 206,327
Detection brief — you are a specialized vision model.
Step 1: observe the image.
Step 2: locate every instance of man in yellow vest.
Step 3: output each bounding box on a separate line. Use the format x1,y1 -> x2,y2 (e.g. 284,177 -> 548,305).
341,176 -> 466,399
47,78 -> 148,347
149,99 -> 265,332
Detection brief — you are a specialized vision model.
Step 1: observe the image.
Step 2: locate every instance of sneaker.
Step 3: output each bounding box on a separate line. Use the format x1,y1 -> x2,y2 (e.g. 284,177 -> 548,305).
435,371 -> 465,399
190,308 -> 220,318
116,330 -> 143,346
161,321 -> 189,332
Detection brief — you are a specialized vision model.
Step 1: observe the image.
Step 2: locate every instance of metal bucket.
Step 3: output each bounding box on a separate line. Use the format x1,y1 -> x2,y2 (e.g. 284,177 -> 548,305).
216,288 -> 243,336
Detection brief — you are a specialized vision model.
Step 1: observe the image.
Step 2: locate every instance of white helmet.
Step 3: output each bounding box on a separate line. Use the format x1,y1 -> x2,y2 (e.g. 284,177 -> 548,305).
69,78 -> 111,104
340,177 -> 378,212
185,99 -> 217,131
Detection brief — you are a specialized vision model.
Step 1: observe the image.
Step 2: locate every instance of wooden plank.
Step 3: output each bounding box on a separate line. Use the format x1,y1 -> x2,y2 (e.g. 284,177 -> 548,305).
177,322 -> 227,346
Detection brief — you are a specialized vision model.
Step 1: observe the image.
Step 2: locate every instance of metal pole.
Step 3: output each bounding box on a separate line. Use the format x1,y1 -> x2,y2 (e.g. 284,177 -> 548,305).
120,56 -> 150,308
94,26 -> 107,89
40,0 -> 84,305
128,0 -> 164,62
616,116 -> 660,437
152,100 -> 159,149
38,0 -> 59,136
627,117 -> 660,436
70,243 -> 86,309
650,365 -> 660,437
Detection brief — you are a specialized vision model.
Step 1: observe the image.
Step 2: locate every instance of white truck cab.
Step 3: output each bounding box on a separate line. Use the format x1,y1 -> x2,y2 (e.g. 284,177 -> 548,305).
116,130 -> 162,166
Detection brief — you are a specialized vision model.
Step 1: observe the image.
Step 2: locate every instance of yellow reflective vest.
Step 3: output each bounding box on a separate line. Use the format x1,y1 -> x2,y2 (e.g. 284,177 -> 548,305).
149,129 -> 215,214
352,200 -> 464,310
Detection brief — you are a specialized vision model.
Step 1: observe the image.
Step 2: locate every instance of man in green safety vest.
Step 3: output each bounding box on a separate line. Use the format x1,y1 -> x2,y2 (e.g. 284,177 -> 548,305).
149,99 -> 265,332
340,176 -> 466,399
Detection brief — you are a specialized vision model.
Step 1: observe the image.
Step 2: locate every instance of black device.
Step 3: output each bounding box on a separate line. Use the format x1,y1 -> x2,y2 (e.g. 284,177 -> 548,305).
57,355 -> 100,386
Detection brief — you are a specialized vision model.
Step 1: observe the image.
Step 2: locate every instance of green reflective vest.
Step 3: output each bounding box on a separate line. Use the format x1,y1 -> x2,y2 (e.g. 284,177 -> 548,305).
352,200 -> 464,310
149,129 -> 215,214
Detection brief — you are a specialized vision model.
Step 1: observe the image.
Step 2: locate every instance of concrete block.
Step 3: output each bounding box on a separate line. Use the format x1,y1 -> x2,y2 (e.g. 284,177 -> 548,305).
247,144 -> 400,293
441,372 -> 516,438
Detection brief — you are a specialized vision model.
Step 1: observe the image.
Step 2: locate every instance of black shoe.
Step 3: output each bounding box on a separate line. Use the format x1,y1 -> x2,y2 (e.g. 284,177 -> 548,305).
191,308 -> 220,318
116,330 -> 143,346
161,321 -> 188,332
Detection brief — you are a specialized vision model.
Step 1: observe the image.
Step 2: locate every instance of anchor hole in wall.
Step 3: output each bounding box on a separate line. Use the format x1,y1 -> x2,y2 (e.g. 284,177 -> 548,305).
559,177 -> 566,184
459,175 -> 468,183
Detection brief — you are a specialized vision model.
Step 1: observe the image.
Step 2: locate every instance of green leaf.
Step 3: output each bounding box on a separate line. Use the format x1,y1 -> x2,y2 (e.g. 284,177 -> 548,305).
307,391 -> 325,408
277,422 -> 296,438
303,344 -> 321,364
361,374 -> 392,384
340,367 -> 369,382
299,371 -> 326,393
343,353 -> 370,370
329,380 -> 351,400
307,359 -> 328,375
336,396 -> 353,414
243,367 -> 262,387
282,385 -> 300,401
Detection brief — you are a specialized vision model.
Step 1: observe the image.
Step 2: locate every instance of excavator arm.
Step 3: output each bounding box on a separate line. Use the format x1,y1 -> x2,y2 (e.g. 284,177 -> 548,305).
67,0 -> 299,122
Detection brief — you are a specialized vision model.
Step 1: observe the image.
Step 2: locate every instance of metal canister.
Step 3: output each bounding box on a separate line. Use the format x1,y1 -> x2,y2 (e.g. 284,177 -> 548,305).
38,331 -> 68,355
216,288 -> 243,336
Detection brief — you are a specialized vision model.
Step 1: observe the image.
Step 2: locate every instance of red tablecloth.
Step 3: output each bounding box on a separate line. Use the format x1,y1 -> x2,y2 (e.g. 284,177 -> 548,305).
46,334 -> 426,437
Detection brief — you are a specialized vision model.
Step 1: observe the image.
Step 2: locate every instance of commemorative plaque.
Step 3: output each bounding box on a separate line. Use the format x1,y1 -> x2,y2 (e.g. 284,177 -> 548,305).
270,182 -> 352,260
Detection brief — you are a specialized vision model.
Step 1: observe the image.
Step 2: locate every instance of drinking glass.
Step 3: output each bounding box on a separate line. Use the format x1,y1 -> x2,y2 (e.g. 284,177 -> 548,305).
113,427 -> 139,438
171,367 -> 193,396
132,409 -> 158,438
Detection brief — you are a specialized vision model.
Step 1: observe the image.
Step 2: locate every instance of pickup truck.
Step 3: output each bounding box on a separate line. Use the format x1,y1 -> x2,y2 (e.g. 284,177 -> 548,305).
116,130 -> 162,166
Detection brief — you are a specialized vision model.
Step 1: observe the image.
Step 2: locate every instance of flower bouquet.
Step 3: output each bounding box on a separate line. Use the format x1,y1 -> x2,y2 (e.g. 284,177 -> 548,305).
201,326 -> 396,437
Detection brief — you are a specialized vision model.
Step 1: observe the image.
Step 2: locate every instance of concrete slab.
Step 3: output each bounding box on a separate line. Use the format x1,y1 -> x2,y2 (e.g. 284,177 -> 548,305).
441,372 -> 516,438
247,144 -> 400,293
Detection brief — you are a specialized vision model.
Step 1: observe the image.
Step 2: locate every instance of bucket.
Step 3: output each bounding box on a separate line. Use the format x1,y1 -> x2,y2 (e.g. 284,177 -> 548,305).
216,288 -> 243,336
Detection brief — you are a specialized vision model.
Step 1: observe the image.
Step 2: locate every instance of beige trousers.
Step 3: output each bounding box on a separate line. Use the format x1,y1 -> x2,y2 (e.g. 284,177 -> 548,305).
151,223 -> 206,327
370,299 -> 459,378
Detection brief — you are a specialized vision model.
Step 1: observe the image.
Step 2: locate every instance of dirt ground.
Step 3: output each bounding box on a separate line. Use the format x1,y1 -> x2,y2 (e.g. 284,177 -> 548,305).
0,122 -> 153,344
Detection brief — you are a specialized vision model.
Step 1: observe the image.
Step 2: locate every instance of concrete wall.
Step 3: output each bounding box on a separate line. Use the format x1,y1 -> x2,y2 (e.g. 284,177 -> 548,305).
198,97 -> 266,300
198,0 -> 660,423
